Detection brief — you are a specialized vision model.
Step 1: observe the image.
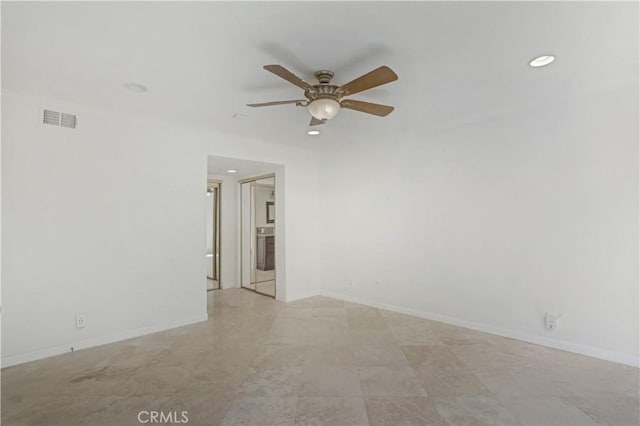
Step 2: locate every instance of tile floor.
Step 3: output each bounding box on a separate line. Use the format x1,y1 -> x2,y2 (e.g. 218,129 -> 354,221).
1,289 -> 638,425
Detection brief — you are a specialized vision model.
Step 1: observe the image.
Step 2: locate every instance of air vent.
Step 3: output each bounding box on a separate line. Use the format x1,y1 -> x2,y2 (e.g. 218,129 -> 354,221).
60,113 -> 77,128
43,109 -> 60,126
42,109 -> 77,129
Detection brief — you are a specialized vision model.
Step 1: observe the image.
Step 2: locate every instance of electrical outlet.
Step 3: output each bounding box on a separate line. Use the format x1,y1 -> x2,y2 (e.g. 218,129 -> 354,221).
544,312 -> 558,330
75,315 -> 86,329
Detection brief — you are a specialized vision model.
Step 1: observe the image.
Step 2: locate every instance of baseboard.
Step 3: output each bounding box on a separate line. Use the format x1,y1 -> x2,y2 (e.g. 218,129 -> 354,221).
1,313 -> 209,368
285,290 -> 320,303
220,282 -> 241,290
320,290 -> 639,368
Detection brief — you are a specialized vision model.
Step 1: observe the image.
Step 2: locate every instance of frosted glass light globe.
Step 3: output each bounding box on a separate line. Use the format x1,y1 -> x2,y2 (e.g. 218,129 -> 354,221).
308,99 -> 340,120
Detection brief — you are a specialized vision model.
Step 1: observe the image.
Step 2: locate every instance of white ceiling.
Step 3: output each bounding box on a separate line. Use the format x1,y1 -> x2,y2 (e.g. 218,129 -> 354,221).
2,2 -> 637,147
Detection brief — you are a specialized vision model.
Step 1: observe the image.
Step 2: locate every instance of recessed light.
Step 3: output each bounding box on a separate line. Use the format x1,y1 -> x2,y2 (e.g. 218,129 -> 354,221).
124,82 -> 148,93
307,130 -> 320,136
529,55 -> 555,68
226,169 -> 237,173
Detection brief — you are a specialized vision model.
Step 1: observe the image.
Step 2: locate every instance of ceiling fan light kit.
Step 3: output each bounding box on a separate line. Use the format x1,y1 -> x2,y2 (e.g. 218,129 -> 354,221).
308,98 -> 340,120
247,64 -> 398,127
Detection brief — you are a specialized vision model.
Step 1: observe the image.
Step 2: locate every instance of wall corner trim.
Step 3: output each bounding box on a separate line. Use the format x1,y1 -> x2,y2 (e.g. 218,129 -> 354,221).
319,290 -> 640,368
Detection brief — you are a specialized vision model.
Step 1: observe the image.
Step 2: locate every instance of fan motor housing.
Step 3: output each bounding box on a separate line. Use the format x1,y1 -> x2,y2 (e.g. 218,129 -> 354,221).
305,70 -> 340,102
305,85 -> 339,102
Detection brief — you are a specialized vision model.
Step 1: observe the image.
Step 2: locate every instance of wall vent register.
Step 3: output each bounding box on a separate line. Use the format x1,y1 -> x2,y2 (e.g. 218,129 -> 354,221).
42,109 -> 77,128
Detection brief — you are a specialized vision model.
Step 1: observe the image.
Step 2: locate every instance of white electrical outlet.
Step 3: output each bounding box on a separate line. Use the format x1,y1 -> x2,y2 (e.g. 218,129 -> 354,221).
75,315 -> 86,329
544,312 -> 559,330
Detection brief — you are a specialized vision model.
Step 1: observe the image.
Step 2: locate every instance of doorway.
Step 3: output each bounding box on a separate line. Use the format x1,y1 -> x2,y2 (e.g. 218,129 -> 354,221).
206,180 -> 221,290
240,176 -> 276,297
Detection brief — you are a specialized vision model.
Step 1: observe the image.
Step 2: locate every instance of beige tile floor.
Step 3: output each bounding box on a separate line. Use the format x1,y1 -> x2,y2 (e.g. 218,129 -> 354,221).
1,289 -> 638,426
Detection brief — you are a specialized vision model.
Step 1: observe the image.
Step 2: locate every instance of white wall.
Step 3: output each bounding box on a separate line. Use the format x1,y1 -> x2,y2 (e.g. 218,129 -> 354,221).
1,89 -> 321,366
319,86 -> 639,366
5,82 -> 636,369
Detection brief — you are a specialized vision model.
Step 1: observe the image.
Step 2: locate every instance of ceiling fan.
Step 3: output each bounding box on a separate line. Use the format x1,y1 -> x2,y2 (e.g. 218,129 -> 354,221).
247,64 -> 398,126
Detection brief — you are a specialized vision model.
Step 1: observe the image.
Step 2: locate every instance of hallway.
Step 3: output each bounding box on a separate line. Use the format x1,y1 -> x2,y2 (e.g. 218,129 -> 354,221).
2,289 -> 638,425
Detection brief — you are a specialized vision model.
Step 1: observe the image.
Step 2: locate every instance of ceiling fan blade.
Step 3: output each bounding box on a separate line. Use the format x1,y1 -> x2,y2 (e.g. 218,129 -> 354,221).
309,116 -> 326,126
340,99 -> 395,117
263,65 -> 313,90
337,66 -> 398,96
246,100 -> 305,107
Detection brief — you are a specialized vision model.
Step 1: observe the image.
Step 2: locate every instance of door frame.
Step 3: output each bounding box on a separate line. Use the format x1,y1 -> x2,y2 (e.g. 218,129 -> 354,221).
207,179 -> 221,290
